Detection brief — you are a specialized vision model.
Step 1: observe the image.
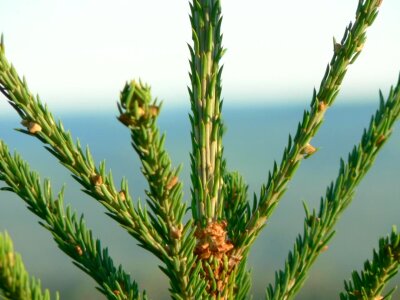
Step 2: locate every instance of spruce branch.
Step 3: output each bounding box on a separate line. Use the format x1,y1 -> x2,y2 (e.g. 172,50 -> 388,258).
232,257 -> 252,300
0,1 -> 398,298
222,172 -> 250,245
117,80 -> 204,299
0,232 -> 56,300
0,40 -> 167,261
340,226 -> 400,300
265,77 -> 400,300
220,171 -> 252,297
236,0 -> 383,256
189,0 -> 225,223
0,140 -> 145,300
118,80 -> 186,239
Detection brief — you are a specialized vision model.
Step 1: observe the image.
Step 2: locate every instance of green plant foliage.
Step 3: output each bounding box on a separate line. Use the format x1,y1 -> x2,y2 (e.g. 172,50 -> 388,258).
266,80 -> 400,300
0,141 -> 144,300
0,232 -> 57,300
340,226 -> 400,300
0,0 -> 399,299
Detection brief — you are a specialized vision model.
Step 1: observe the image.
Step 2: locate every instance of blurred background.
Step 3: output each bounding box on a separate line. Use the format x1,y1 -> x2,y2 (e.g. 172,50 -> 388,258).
1,1 -> 400,299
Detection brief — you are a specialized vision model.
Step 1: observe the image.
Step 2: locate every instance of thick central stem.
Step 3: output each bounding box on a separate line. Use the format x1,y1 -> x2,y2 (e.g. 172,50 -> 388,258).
189,0 -> 224,224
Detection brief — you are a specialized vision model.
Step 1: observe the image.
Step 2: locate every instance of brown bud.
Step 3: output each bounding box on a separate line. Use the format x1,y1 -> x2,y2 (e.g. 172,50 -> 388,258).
321,245 -> 329,253
118,113 -> 135,126
166,176 -> 179,190
137,106 -> 145,117
28,122 -> 42,134
149,105 -> 160,117
90,174 -> 103,186
170,225 -> 183,239
118,190 -> 126,201
75,245 -> 83,256
318,101 -> 327,112
376,135 -> 386,147
113,290 -> 120,296
301,143 -> 317,157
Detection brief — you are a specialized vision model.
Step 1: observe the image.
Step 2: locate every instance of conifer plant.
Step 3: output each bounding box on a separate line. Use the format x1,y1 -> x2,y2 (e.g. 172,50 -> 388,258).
1,0 -> 400,299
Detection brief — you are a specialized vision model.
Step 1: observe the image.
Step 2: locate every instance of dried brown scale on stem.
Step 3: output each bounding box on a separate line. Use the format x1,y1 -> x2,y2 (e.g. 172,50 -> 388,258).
194,221 -> 233,260
194,220 -> 241,298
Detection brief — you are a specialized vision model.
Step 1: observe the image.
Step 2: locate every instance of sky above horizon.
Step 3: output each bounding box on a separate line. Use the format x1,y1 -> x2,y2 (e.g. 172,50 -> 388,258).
0,0 -> 399,112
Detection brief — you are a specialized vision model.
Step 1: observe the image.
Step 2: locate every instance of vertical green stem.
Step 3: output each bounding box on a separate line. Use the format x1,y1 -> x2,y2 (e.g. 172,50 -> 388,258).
189,0 -> 225,224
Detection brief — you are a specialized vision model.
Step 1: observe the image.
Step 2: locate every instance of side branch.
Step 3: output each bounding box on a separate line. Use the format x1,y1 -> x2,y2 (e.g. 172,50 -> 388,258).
266,77 -> 400,300
0,43 -> 166,260
340,226 -> 400,300
0,232 -> 56,300
117,81 -> 204,299
222,172 -> 250,245
221,172 -> 252,298
118,81 -> 186,243
236,0 -> 383,254
0,140 -> 145,300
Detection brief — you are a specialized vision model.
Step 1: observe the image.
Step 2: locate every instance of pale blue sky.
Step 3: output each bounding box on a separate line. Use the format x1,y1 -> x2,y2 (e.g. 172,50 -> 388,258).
0,0 -> 399,111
